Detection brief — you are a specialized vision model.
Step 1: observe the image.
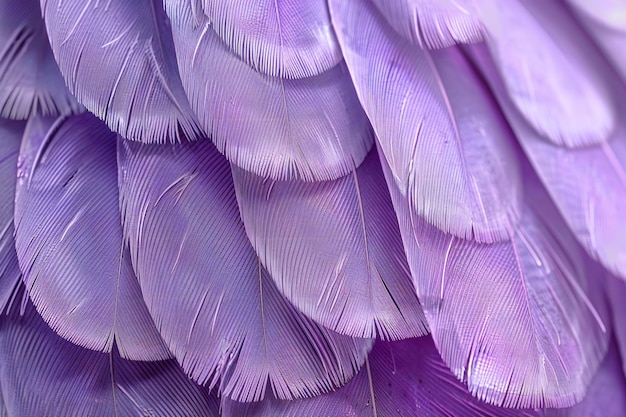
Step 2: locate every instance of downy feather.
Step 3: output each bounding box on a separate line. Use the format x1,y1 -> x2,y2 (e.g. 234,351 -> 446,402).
469,44 -> 626,280
40,0 -> 202,143
0,119 -> 24,313
0,0 -> 81,119
0,298 -> 219,417
329,0 -> 521,243
370,0 -> 484,49
381,152 -> 609,408
13,114 -> 170,360
474,0 -> 615,147
199,0 -> 341,78
223,337 -> 540,417
118,138 -> 372,402
165,0 -> 372,181
232,148 -> 428,341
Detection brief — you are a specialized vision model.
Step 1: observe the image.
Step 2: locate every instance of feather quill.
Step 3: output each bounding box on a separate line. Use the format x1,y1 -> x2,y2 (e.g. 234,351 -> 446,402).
118,138 -> 372,402
382,152 -> 609,408
0,298 -> 219,417
165,1 -> 372,181
199,0 -> 341,78
232,148 -> 427,340
474,0 -> 615,147
39,0 -> 202,143
13,114 -> 170,360
370,0 -> 484,49
0,0 -> 81,119
329,0 -> 521,243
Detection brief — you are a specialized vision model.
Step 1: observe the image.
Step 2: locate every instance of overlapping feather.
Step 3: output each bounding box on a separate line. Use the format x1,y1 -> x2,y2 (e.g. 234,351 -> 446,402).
329,0 -> 521,243
232,148 -> 427,340
0,0 -> 81,119
165,0 -> 372,181
40,0 -> 202,143
13,113 -> 170,360
199,0 -> 341,78
118,138 -> 372,402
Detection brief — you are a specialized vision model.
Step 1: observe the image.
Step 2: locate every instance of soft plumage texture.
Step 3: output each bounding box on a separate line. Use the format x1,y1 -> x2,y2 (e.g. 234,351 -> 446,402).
199,0 -> 341,78
39,0 -> 202,143
383,152 -> 609,408
370,0 -> 484,49
0,297 -> 219,417
165,0 -> 372,182
223,337 -> 540,417
607,276 -> 626,376
118,138 -> 372,402
0,120 -> 23,312
232,148 -> 427,340
474,0 -> 615,148
13,113 -> 170,360
566,0 -> 626,82
0,0 -> 81,119
330,0 -> 521,243
469,44 -> 626,280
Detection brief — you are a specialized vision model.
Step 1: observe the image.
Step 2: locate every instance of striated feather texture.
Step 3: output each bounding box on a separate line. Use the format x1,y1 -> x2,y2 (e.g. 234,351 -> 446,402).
0,0 -> 81,119
118,138 -> 372,402
330,0 -> 521,243
607,275 -> 626,376
370,0 -> 484,49
232,148 -> 428,340
0,297 -> 219,417
165,0 -> 372,181
382,152 -> 609,408
474,0 -> 615,148
13,113 -> 170,360
0,119 -> 24,312
223,337 -> 540,417
469,44 -> 626,280
199,0 -> 341,78
40,0 -> 202,143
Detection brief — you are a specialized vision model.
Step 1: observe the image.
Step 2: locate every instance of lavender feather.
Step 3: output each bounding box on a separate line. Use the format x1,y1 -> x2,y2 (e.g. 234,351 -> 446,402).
165,0 -> 372,182
13,114 -> 170,360
39,0 -> 202,143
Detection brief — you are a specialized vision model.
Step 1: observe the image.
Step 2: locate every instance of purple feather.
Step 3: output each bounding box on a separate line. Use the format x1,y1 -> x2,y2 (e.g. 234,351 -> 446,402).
0,297 -> 219,417
469,44 -> 626,280
13,114 -> 170,360
474,0 -> 615,147
232,148 -> 428,340
606,275 -> 626,377
165,0 -> 372,181
39,0 -> 202,143
0,119 -> 23,313
382,152 -> 609,408
370,0 -> 484,49
223,337 -> 541,417
198,0 -> 341,78
0,0 -> 81,119
118,138 -> 372,402
329,0 -> 522,243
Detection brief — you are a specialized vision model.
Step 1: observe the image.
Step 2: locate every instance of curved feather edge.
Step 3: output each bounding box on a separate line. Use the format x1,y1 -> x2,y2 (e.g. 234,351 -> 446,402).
0,298 -> 219,417
197,0 -> 342,78
381,151 -> 609,408
370,0 -> 484,49
223,337 -> 541,417
0,120 -> 24,313
40,0 -> 202,144
118,138 -> 372,402
565,0 -> 626,82
13,113 -> 170,360
467,44 -> 626,280
165,1 -> 372,182
606,276 -> 626,377
474,0 -> 615,148
232,147 -> 428,340
329,0 -> 521,243
0,0 -> 81,120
